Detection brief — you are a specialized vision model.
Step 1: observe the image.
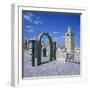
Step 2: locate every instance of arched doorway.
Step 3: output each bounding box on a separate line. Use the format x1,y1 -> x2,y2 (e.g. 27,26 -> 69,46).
37,33 -> 53,65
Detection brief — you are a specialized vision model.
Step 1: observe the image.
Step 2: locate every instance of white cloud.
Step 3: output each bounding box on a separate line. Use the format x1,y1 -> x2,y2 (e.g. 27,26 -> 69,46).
27,29 -> 34,32
34,20 -> 43,25
26,25 -> 32,29
24,14 -> 32,21
54,37 -> 59,40
24,12 -> 43,26
34,21 -> 39,25
52,32 -> 59,34
24,12 -> 35,21
54,35 -> 65,41
27,12 -> 34,17
60,35 -> 65,39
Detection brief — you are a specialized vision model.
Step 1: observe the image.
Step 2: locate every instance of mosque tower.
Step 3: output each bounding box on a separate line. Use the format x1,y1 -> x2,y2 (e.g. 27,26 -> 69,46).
65,26 -> 75,52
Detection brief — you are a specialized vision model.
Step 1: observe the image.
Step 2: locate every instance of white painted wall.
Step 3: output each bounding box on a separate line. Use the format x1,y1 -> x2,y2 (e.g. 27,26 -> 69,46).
0,0 -> 90,89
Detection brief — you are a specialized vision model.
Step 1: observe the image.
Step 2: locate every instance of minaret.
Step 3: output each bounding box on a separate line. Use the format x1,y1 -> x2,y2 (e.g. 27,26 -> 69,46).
65,26 -> 75,52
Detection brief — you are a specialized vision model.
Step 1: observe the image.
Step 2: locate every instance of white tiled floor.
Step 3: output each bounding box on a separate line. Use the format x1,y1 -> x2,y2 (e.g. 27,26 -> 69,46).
24,51 -> 80,77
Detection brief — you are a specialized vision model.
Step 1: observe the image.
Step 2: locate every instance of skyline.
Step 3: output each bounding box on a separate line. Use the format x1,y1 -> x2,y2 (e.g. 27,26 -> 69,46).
23,11 -> 80,47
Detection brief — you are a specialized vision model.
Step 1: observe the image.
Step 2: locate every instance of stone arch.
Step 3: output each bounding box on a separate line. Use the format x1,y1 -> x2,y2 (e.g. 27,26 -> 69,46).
37,32 -> 53,65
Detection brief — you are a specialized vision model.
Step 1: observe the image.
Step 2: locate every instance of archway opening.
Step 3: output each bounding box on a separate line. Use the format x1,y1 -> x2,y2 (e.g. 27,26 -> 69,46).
41,35 -> 50,64
37,33 -> 53,65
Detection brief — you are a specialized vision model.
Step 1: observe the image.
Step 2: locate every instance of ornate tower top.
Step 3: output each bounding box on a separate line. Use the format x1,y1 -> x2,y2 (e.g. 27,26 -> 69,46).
67,26 -> 72,33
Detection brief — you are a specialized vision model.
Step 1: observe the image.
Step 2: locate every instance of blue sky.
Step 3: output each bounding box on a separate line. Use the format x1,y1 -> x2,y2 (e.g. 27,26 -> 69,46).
23,11 -> 80,47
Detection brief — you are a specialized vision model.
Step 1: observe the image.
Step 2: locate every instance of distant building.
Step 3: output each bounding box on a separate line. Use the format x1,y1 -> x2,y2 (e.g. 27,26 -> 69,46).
65,26 -> 75,52
24,40 -> 27,50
